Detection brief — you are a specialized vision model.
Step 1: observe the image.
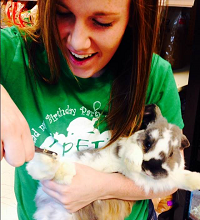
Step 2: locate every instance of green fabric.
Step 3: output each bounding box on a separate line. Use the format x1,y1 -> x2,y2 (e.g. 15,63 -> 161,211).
125,200 -> 149,220
1,26 -> 184,220
146,53 -> 184,128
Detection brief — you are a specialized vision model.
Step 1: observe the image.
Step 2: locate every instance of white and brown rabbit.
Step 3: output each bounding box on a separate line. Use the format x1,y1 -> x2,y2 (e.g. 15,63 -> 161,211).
26,104 -> 200,220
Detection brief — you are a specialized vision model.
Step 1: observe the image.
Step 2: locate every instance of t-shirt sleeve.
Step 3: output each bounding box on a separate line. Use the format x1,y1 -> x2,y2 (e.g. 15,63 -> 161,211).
146,54 -> 184,129
0,27 -> 21,85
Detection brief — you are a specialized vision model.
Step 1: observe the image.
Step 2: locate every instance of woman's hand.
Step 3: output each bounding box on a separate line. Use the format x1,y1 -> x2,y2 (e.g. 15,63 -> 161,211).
1,85 -> 34,166
41,161 -> 179,213
41,163 -> 110,213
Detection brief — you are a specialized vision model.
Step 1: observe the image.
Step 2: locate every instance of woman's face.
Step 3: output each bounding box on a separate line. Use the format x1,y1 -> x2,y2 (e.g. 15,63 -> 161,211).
56,0 -> 130,78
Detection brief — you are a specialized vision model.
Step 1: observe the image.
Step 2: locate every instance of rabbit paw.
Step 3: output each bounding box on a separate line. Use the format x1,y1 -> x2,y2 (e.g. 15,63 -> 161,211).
123,142 -> 143,173
26,152 -> 60,181
184,171 -> 200,191
54,161 -> 76,185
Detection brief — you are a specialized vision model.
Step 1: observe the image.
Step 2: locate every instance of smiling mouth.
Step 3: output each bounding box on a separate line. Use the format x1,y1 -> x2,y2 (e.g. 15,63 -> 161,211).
69,50 -> 97,61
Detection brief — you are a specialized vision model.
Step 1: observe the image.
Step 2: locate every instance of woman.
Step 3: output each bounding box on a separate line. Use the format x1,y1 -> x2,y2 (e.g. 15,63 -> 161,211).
1,0 -> 184,219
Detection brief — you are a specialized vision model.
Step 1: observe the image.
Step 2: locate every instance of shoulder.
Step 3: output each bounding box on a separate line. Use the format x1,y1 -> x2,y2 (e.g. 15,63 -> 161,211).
147,54 -> 175,98
1,26 -> 24,49
148,53 -> 176,93
1,26 -> 26,73
146,54 -> 184,129
1,26 -> 34,86
150,53 -> 172,82
1,26 -> 33,56
151,53 -> 171,69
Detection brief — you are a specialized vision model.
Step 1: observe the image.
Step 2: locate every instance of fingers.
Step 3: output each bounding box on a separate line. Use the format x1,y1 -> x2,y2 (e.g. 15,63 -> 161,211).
41,180 -> 66,196
3,137 -> 26,167
42,181 -> 63,201
41,184 -> 76,213
41,180 -> 71,209
40,165 -> 101,213
21,121 -> 35,162
1,85 -> 34,167
2,114 -> 34,166
1,141 -> 5,160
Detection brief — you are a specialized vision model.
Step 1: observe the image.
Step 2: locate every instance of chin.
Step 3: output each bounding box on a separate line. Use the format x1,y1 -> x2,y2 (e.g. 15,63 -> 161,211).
71,69 -> 98,79
73,72 -> 94,78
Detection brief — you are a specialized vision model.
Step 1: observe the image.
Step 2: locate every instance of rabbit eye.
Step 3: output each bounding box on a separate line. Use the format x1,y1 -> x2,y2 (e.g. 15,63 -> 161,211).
145,141 -> 152,149
169,151 -> 173,157
143,134 -> 153,152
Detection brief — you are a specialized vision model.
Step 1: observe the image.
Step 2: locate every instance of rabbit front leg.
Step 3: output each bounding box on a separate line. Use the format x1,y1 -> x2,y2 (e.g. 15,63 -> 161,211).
26,152 -> 60,181
119,137 -> 143,173
27,154 -> 76,220
173,170 -> 200,191
53,159 -> 76,185
26,152 -> 76,185
123,143 -> 143,173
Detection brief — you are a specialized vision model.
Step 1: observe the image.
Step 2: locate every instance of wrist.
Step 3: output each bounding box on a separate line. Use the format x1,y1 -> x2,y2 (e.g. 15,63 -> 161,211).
97,172 -> 145,201
96,171 -> 177,202
98,172 -> 121,200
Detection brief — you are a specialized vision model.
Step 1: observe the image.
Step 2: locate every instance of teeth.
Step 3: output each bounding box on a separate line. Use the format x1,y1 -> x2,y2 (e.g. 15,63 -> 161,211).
71,51 -> 93,59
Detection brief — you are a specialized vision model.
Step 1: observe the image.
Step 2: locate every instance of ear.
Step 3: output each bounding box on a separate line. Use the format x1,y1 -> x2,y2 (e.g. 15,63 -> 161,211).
140,104 -> 161,129
180,135 -> 190,149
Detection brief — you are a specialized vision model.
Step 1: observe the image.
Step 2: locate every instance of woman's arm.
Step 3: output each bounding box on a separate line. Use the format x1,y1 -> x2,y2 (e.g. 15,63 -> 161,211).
102,172 -> 177,201
41,162 -> 178,213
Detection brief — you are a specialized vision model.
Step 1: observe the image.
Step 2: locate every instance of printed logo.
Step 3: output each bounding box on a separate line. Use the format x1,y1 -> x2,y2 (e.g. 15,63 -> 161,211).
31,102 -> 110,157
39,117 -> 110,157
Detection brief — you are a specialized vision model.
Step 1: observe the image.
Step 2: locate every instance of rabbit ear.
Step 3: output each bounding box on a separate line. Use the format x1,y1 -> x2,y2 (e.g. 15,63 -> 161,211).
180,135 -> 190,149
140,104 -> 161,129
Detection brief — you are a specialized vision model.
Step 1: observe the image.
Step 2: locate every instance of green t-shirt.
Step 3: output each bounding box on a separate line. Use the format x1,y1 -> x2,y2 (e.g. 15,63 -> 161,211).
1,26 -> 184,220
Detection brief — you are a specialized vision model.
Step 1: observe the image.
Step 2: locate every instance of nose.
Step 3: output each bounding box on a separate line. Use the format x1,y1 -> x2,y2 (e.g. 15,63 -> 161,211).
67,20 -> 91,51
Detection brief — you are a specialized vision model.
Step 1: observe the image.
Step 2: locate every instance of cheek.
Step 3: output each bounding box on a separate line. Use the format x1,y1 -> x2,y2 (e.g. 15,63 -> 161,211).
97,28 -> 126,56
56,19 -> 70,40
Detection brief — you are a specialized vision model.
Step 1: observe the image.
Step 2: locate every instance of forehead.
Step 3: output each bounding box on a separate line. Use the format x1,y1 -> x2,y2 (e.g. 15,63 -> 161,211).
57,0 -> 131,14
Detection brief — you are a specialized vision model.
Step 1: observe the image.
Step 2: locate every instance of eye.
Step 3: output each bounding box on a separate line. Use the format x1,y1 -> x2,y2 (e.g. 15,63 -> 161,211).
169,151 -> 173,157
56,11 -> 73,18
92,19 -> 113,28
145,141 -> 152,149
56,4 -> 73,18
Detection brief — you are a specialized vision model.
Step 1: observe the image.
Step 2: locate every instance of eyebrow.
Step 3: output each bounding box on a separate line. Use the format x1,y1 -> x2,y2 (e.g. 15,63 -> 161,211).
92,12 -> 119,16
56,1 -> 69,9
56,2 -> 119,16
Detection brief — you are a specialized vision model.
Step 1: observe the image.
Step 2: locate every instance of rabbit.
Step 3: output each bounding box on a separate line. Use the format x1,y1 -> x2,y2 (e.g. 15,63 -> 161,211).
26,104 -> 200,220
